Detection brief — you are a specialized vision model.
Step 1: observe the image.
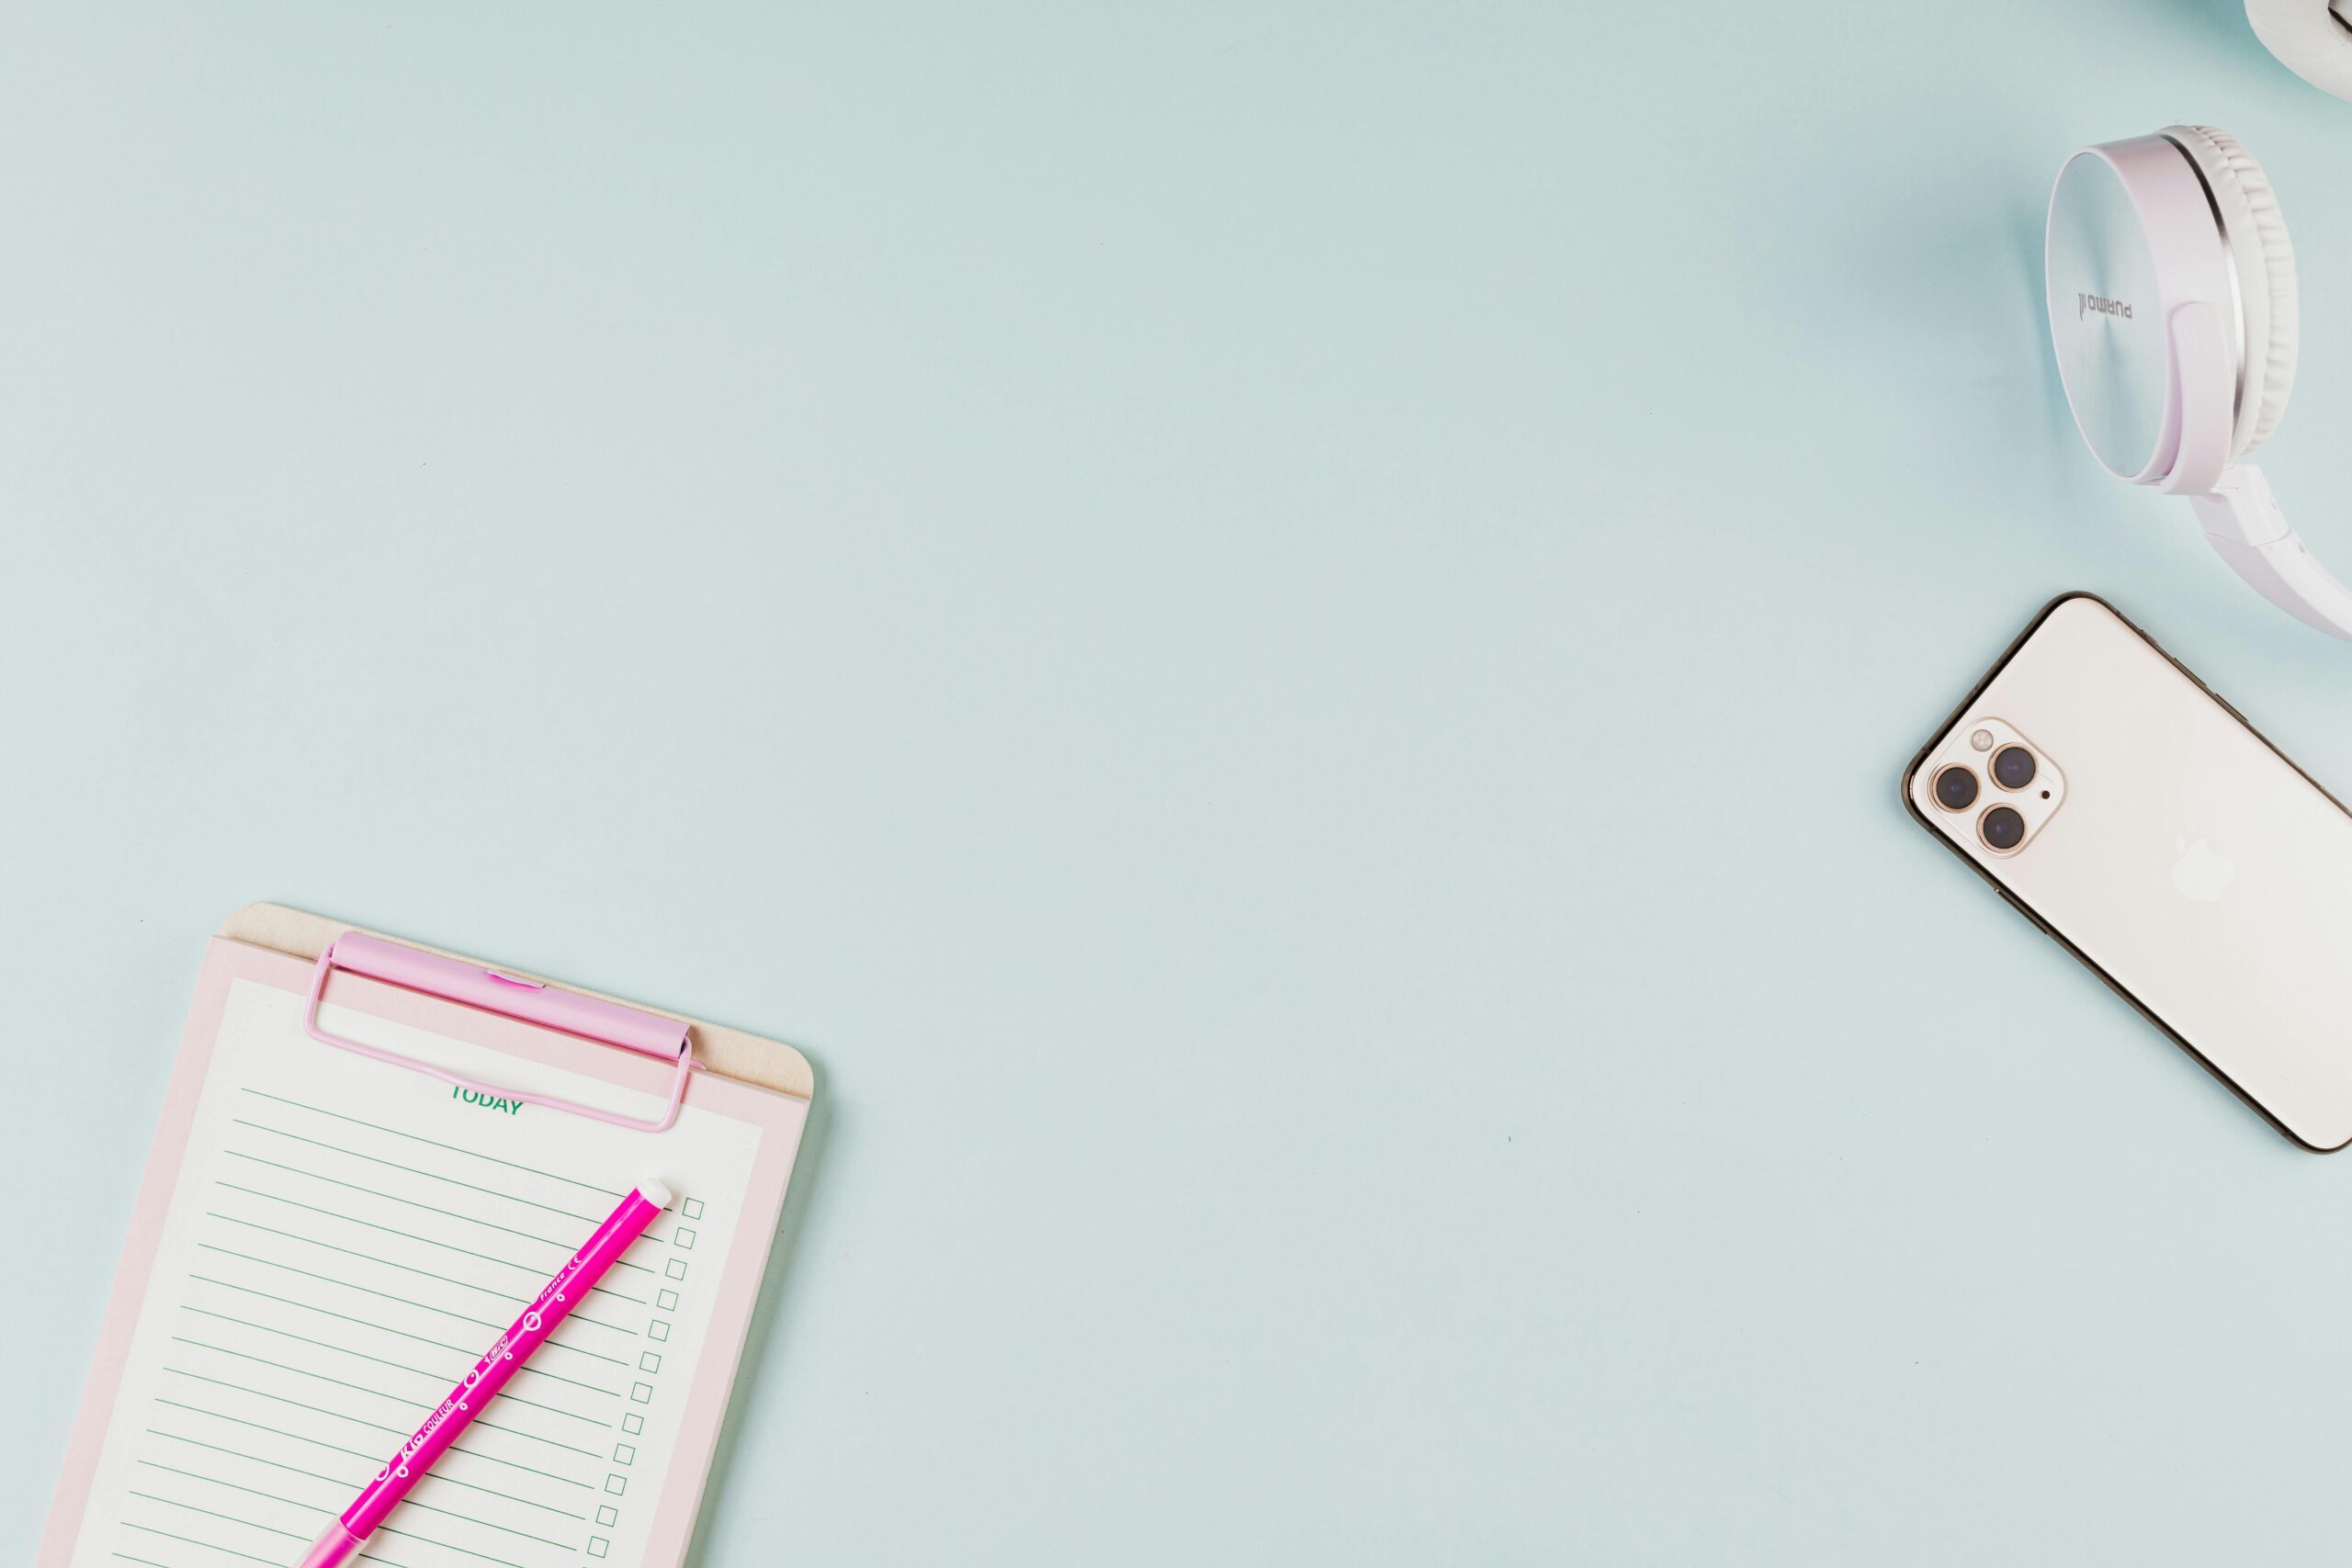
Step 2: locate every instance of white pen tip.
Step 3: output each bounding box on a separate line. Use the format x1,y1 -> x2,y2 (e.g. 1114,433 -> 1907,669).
639,1178 -> 675,1210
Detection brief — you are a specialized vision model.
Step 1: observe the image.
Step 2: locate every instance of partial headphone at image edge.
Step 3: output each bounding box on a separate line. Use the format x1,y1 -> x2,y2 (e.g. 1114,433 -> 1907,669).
2045,125 -> 2352,641
2246,0 -> 2352,101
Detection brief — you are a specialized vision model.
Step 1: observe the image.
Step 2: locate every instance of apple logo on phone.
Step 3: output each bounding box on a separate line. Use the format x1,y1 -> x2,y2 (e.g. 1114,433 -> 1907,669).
2173,837 -> 2236,902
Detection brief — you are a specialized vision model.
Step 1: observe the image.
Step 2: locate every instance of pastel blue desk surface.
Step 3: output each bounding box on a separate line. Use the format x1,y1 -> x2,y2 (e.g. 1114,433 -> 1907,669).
10,4 -> 2352,1562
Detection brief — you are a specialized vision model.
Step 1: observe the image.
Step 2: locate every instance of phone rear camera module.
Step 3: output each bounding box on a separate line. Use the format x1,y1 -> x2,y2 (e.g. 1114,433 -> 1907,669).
1981,805 -> 2027,852
1992,745 -> 2037,791
1933,766 -> 1979,811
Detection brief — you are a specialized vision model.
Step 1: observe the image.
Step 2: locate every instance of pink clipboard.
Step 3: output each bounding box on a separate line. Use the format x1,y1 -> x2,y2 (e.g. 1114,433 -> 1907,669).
39,907 -> 815,1568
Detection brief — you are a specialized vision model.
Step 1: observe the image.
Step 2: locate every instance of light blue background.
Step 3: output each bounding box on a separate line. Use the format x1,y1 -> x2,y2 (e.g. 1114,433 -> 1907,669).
11,3 -> 2352,1562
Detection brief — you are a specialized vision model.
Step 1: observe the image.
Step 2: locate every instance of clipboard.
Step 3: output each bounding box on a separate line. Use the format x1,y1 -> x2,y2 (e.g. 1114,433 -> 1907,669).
224,902 -> 814,1099
40,903 -> 816,1568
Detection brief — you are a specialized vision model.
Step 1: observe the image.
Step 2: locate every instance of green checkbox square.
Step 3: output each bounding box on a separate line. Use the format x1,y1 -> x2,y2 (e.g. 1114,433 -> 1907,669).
631,1382 -> 653,1404
605,1474 -> 628,1496
675,1226 -> 696,1250
615,1443 -> 637,1465
666,1258 -> 688,1280
649,1319 -> 671,1342
656,1289 -> 679,1311
682,1197 -> 705,1220
621,1413 -> 644,1435
639,1350 -> 662,1373
596,1506 -> 618,1527
588,1539 -> 609,1560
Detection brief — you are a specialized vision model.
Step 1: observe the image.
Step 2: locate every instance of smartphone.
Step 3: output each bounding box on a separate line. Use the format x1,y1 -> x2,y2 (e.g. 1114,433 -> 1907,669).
1904,592 -> 2352,1150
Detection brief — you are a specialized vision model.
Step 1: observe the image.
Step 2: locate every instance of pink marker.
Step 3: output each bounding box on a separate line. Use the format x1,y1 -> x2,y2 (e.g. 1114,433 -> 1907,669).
294,1179 -> 674,1568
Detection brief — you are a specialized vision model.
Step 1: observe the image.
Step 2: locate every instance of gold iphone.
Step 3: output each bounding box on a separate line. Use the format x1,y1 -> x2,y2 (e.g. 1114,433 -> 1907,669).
1905,592 -> 2352,1150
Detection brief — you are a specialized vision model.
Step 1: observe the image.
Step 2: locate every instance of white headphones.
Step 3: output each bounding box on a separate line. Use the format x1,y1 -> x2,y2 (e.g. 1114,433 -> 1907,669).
2045,126 -> 2352,640
2246,0 -> 2352,100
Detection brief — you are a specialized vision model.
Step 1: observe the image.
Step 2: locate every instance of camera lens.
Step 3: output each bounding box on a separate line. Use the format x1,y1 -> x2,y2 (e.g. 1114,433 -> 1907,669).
1992,745 -> 2037,790
1933,766 -> 1979,811
1982,805 -> 2026,852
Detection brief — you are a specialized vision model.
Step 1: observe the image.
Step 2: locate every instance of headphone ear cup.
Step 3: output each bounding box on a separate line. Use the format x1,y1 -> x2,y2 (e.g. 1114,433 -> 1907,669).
2165,124 -> 2298,458
2245,0 -> 2352,102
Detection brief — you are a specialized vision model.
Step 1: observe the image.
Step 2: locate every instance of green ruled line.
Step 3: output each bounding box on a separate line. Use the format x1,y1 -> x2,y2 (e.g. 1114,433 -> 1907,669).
502,1359 -> 622,1393
240,1088 -> 627,1199
489,1388 -> 613,1427
181,1305 -> 447,1382
195,1241 -> 616,1363
209,1200 -> 644,1311
231,1120 -> 605,1224
376,1523 -> 528,1568
151,1423 -> 374,1479
221,1150 -> 576,1253
198,1221 -> 626,1362
154,1407 -> 593,1490
472,1416 -> 605,1459
160,1375 -> 406,1440
215,1183 -> 550,1277
535,1338 -> 629,1368
445,1439 -> 596,1486
196,1245 -> 503,1331
416,1472 -> 590,1520
172,1324 -> 610,1430
400,1497 -> 578,1552
188,1275 -> 485,1357
207,1213 -> 531,1303
143,1422 -> 588,1521
121,1520 -> 278,1563
127,1491 -> 307,1542
169,1337 -> 426,1410
136,1449 -> 581,1557
136,1459 -> 331,1517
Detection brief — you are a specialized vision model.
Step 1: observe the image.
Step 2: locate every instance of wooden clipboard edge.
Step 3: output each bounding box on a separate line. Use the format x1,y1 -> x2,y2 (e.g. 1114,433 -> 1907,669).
217,901 -> 815,1102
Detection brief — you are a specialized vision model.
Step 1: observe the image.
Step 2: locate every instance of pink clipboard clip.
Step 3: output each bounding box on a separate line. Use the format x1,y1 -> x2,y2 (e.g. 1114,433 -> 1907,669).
303,931 -> 695,1134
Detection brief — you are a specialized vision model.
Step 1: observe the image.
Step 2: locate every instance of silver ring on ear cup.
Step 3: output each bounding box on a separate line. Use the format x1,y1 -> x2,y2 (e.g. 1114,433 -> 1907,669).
2164,124 -> 2298,459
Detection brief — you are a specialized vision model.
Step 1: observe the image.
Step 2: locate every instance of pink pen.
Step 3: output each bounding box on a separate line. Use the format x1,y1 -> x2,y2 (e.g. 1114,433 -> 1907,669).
294,1179 -> 674,1568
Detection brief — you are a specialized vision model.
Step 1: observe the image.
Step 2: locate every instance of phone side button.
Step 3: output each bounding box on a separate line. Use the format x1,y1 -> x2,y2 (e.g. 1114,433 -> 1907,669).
2169,657 -> 2251,726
